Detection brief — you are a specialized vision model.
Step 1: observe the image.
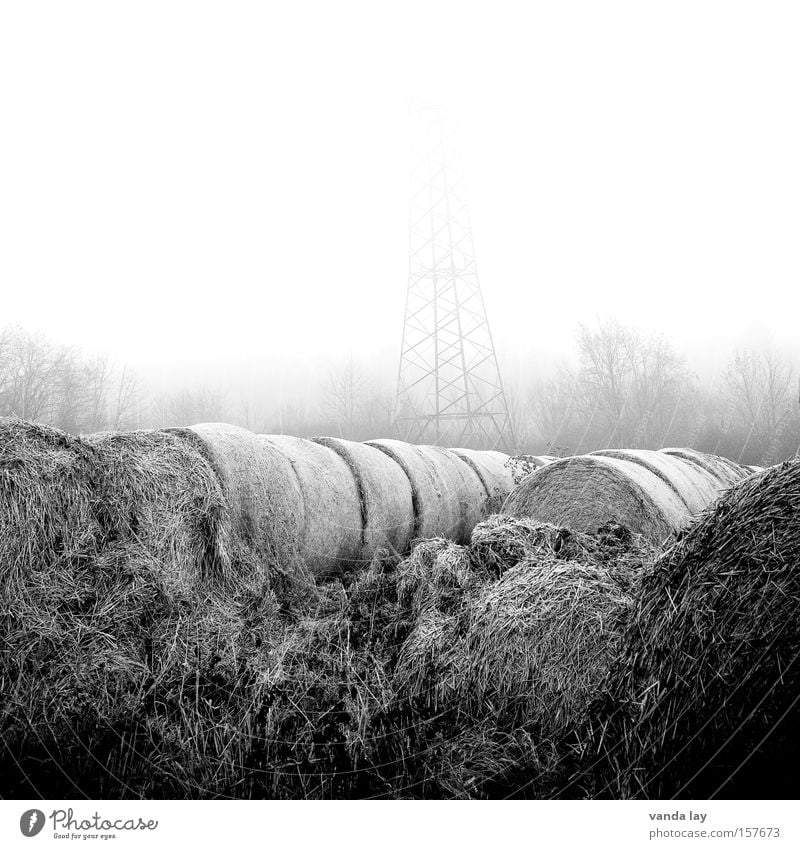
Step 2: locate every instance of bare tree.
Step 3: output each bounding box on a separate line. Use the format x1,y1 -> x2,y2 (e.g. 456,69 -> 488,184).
526,367 -> 581,455
0,326 -> 69,421
112,364 -> 140,430
156,386 -> 227,429
52,349 -> 87,433
724,345 -> 798,462
324,357 -> 370,438
576,319 -> 691,449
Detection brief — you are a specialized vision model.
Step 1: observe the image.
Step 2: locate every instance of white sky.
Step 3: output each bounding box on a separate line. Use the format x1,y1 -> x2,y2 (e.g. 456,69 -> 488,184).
1,2 -> 799,387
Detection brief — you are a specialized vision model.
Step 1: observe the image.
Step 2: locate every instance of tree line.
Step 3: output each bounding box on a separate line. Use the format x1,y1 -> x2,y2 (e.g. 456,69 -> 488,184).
2,320 -> 798,466
517,320 -> 800,467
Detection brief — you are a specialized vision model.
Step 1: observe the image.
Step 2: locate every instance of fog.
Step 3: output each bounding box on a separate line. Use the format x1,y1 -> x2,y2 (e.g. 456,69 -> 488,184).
2,2 -> 799,438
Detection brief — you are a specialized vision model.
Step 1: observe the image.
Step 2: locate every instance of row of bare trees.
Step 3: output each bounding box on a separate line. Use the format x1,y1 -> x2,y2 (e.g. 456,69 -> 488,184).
2,320 -> 798,466
0,325 -> 140,433
0,325 -> 394,439
518,320 -> 800,466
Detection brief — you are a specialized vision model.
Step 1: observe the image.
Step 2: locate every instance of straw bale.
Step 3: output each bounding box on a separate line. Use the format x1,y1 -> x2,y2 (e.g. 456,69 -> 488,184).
502,454 -> 690,544
417,445 -> 491,542
313,436 -> 415,558
450,448 -> 515,508
366,439 -> 485,543
260,434 -> 362,574
0,418 -> 279,797
659,447 -> 750,487
591,448 -> 725,515
439,561 -> 636,735
172,422 -> 305,578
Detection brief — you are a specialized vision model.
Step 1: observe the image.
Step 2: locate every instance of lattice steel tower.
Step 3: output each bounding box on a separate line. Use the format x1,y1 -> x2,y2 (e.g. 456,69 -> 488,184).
394,110 -> 516,451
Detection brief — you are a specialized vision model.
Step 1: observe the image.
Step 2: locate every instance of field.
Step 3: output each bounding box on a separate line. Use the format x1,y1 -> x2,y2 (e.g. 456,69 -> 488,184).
1,418 -> 798,800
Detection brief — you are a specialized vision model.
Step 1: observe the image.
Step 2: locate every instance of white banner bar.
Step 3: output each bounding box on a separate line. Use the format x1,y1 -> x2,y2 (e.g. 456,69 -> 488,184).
1,800 -> 797,849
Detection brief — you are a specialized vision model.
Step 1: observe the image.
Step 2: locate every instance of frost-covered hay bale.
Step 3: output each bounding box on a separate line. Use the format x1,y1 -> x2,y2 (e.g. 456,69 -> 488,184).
502,454 -> 690,544
393,538 -> 482,698
417,445 -> 490,542
606,458 -> 800,799
0,418 -> 231,592
393,551 -> 636,747
659,447 -> 751,487
396,537 -> 479,617
313,437 -> 414,558
366,439 -> 486,543
591,448 -> 726,515
260,435 -> 362,574
443,562 -> 635,734
470,515 -> 598,574
86,428 -> 233,589
450,448 -> 514,508
0,418 -> 266,792
0,418 -> 99,590
173,423 -> 305,577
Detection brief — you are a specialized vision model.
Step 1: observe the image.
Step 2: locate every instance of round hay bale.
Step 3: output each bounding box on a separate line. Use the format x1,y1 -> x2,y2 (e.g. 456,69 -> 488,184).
607,458 -> 800,799
591,448 -> 728,515
392,548 -> 637,797
470,515 -> 595,574
0,418 -> 99,591
0,418 -> 280,798
171,422 -> 305,577
450,448 -> 515,508
440,561 -> 635,735
396,537 -> 477,617
313,436 -> 415,557
502,454 -> 691,544
260,434 -> 363,574
417,445 -> 491,542
366,439 -> 487,544
86,427 -> 233,588
0,418 -> 231,591
659,447 -> 750,487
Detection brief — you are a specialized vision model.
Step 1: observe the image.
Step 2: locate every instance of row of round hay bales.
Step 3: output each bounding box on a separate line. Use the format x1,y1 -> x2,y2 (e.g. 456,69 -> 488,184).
0,415 -> 550,580
366,440 -> 488,544
503,447 -> 755,545
172,425 -> 534,575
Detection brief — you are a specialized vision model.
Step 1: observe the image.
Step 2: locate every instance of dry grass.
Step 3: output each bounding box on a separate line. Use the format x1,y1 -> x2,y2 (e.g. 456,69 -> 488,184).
596,459 -> 800,799
504,454 -> 556,486
0,418 -> 289,797
383,519 -> 650,798
11,415 -> 787,800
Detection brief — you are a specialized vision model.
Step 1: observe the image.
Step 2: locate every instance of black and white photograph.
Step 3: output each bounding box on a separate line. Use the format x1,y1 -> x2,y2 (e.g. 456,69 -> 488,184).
1,1 -> 799,843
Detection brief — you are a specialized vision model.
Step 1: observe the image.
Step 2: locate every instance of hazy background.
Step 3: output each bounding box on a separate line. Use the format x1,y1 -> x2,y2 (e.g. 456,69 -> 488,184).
1,2 -> 799,460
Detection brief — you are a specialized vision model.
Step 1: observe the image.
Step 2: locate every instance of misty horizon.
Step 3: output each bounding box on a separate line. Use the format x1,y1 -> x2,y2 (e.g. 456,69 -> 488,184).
2,6 -> 799,377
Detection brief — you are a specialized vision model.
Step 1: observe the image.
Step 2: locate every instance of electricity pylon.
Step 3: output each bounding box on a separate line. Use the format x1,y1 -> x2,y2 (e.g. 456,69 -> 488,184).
394,109 -> 516,451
